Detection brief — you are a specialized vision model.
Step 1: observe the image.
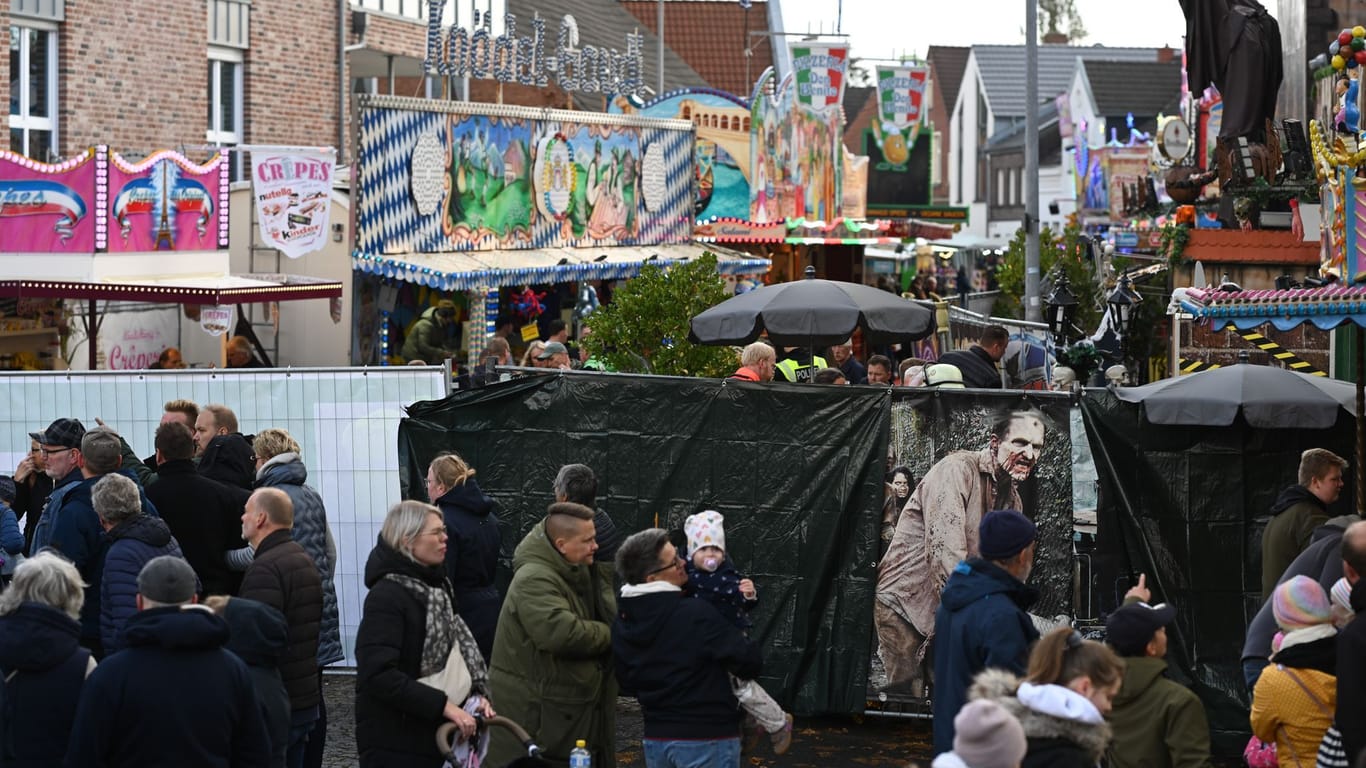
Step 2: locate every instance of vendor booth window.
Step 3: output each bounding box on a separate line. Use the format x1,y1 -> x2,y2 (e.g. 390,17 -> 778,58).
207,49 -> 244,181
9,24 -> 56,161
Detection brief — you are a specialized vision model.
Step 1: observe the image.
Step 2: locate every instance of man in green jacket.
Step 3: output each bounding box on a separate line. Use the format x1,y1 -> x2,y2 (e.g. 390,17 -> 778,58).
401,300 -> 460,363
1261,449 -> 1347,598
487,502 -> 617,768
1104,575 -> 1213,768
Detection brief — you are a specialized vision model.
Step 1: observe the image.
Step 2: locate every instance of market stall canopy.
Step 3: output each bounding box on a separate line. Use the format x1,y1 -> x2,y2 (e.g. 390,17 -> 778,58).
0,273 -> 342,305
352,241 -> 769,291
1113,363 -> 1356,429
688,265 -> 937,347
1175,285 -> 1366,331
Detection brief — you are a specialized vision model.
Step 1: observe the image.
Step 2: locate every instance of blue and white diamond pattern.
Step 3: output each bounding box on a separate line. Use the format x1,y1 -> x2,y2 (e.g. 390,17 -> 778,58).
356,108 -> 448,255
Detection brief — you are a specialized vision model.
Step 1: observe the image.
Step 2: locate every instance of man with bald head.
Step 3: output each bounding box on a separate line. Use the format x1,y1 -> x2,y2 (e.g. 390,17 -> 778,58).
1325,521 -> 1366,763
487,502 -> 618,767
238,487 -> 324,768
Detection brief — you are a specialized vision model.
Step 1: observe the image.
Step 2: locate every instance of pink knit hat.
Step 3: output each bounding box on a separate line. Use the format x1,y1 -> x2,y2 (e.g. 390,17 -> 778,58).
1273,575 -> 1332,631
1331,577 -> 1353,614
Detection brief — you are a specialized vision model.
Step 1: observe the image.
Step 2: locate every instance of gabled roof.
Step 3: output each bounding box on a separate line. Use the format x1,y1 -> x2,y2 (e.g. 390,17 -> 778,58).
973,44 -> 1161,117
618,0 -> 774,97
1081,59 -> 1182,118
926,46 -> 970,117
843,86 -> 876,150
508,0 -> 707,102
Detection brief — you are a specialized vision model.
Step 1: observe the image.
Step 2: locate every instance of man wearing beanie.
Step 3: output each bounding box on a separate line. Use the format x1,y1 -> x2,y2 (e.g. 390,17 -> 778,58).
931,699 -> 1027,768
65,556 -> 270,767
1103,575 -> 1213,768
932,509 -> 1040,756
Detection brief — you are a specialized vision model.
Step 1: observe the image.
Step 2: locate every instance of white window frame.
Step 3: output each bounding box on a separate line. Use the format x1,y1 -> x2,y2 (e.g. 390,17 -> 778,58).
10,21 -> 58,160
207,47 -> 244,181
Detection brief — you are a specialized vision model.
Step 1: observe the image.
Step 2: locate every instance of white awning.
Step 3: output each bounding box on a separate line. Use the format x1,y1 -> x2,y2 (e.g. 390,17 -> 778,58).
353,242 -> 770,291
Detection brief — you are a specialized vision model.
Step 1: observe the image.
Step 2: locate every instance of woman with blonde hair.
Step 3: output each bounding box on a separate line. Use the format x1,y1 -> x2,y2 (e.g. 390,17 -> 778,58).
355,500 -> 495,768
971,626 -> 1124,768
520,340 -> 546,367
0,551 -> 96,767
427,452 -> 502,661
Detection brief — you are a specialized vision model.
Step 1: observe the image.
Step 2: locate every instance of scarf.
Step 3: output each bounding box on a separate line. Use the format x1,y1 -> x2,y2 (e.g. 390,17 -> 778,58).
384,573 -> 489,694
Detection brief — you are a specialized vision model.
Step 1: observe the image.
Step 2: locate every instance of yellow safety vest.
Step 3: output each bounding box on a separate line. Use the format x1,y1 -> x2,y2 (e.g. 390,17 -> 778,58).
775,355 -> 827,383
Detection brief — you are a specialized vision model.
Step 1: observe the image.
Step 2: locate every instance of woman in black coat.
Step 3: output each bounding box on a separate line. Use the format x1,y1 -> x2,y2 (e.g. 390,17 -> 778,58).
0,551 -> 95,768
426,453 -> 502,662
355,500 -> 495,768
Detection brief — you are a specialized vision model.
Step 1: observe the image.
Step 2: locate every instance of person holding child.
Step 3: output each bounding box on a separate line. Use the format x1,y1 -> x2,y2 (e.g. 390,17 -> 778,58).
682,510 -> 794,754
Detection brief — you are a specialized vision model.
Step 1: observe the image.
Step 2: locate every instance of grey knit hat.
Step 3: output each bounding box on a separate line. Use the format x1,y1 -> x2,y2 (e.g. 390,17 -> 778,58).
954,699 -> 1027,768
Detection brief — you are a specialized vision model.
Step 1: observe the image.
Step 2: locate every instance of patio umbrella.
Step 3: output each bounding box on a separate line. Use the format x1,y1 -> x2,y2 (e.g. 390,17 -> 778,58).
688,266 -> 936,348
1113,363 -> 1357,429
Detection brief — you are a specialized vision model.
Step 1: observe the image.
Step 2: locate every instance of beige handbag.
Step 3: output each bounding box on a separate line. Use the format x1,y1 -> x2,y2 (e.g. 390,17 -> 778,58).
418,641 -> 473,706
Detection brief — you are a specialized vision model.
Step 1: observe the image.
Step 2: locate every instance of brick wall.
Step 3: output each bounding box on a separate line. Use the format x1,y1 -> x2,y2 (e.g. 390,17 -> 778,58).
929,74 -> 950,204
60,0 -> 205,156
1182,321 -> 1332,372
246,0 -> 344,157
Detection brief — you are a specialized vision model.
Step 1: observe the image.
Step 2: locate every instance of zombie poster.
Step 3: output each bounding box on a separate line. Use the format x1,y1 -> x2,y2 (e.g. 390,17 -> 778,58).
106,150 -> 227,253
869,390 -> 1074,704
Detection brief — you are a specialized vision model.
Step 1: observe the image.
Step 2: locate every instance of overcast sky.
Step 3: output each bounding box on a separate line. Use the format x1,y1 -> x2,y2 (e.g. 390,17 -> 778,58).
777,0 -> 1201,63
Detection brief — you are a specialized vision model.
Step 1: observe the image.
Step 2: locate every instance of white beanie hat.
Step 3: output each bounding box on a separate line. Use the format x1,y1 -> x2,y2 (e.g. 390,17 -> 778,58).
684,510 -> 726,557
954,699 -> 1027,768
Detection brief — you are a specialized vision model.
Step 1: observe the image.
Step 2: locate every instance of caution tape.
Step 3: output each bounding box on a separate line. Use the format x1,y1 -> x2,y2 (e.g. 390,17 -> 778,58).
1177,358 -> 1221,374
1224,323 -> 1327,376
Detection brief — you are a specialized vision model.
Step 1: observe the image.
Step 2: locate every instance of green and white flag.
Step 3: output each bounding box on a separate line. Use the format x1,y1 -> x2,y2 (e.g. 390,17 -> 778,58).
872,65 -> 929,165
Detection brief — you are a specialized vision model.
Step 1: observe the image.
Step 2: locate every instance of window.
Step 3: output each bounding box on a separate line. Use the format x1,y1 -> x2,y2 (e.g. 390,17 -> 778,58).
996,168 -> 1005,206
207,48 -> 244,181
930,130 -> 942,187
9,24 -> 57,161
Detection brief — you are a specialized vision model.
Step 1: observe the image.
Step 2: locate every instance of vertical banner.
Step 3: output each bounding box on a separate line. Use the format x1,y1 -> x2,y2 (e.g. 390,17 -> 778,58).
789,43 -> 850,113
870,392 -> 1074,704
106,150 -> 228,252
0,149 -> 96,252
253,149 -> 337,259
872,65 -> 929,164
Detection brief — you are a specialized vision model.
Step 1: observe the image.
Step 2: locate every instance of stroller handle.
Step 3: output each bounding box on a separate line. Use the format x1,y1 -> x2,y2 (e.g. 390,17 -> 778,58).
436,715 -> 542,759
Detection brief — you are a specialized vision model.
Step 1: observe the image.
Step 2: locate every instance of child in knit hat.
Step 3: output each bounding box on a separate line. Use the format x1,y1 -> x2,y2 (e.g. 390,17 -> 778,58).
1251,576 -> 1337,761
930,699 -> 1027,768
683,510 -> 793,754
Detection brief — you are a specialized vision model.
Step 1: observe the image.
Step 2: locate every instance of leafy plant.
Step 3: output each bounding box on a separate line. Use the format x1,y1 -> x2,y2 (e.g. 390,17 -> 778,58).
582,252 -> 739,378
993,220 -> 1104,336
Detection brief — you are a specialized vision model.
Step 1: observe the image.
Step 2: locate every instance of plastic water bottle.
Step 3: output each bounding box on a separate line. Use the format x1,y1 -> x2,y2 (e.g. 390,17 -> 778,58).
569,739 -> 591,768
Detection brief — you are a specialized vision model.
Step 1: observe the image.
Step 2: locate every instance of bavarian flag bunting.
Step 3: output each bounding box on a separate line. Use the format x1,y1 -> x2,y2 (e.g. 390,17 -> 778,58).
790,44 -> 849,113
873,65 -> 928,167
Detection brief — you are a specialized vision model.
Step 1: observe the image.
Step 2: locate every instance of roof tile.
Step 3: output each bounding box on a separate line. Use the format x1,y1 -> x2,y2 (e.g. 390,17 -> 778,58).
619,0 -> 774,97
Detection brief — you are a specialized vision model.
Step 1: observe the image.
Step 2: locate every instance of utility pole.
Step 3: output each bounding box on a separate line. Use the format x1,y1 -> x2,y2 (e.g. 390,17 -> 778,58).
1024,0 -> 1041,323
658,0 -> 665,95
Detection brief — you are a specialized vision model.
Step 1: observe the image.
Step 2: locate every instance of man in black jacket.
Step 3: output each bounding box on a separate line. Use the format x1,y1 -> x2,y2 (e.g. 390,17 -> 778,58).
613,528 -> 764,767
239,488 -> 322,768
194,404 -> 255,491
936,325 -> 1009,389
64,555 -> 270,767
146,422 -> 249,595
1326,520 -> 1366,765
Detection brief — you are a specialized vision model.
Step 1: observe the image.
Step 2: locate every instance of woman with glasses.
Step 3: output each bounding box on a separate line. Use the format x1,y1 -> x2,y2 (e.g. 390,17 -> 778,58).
425,453 -> 502,663
355,500 -> 495,768
12,439 -> 52,554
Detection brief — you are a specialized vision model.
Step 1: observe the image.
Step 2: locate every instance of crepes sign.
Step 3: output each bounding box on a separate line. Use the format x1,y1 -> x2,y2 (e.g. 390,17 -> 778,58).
253,150 -> 335,259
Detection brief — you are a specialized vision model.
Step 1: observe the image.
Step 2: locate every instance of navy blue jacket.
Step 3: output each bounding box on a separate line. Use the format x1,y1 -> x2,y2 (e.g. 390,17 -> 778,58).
685,557 -> 758,631
0,602 -> 91,768
100,516 -> 187,654
47,471 -> 159,650
436,479 -> 502,661
613,588 -> 763,740
64,606 -> 270,768
0,502 -> 24,562
931,558 -> 1039,755
837,356 -> 868,385
937,346 -> 1002,389
221,598 -> 291,768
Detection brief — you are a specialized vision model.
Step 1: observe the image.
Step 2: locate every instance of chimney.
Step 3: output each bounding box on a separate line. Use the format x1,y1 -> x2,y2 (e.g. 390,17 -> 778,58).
1157,46 -> 1178,63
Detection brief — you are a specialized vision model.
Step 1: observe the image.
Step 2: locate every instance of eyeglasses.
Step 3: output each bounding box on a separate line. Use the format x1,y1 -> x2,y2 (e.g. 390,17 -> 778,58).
647,555 -> 684,576
40,447 -> 72,456
421,526 -> 448,537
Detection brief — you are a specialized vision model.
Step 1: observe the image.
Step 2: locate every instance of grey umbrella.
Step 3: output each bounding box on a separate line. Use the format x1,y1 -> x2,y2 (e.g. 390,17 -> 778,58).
688,266 -> 936,348
1113,363 -> 1356,429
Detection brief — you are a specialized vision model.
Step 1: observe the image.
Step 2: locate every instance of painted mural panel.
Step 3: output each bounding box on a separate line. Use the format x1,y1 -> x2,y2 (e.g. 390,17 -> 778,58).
106,151 -> 228,253
611,90 -> 753,223
751,69 -> 843,224
354,100 -> 693,254
0,149 -> 96,252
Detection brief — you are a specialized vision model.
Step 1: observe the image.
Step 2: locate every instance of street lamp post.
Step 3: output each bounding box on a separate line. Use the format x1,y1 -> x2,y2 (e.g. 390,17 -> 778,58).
1106,272 -> 1141,374
1044,273 -> 1078,344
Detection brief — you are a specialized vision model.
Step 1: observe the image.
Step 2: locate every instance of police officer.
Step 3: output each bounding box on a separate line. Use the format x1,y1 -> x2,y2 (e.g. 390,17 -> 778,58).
775,347 -> 828,383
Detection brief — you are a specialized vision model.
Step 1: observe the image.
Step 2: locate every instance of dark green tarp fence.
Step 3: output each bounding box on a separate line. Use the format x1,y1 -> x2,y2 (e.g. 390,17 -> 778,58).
1080,388 -> 1357,753
399,372 -> 891,714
